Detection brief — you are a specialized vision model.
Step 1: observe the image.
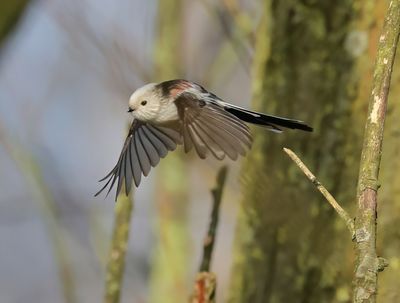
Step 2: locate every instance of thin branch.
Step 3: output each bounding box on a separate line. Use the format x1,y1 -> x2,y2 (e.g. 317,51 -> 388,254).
199,166 -> 228,272
190,166 -> 228,303
353,1 -> 400,302
283,148 -> 355,237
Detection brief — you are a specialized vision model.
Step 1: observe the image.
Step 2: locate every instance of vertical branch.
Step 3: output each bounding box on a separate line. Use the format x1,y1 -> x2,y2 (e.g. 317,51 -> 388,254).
200,166 -> 228,272
150,1 -> 189,302
354,1 -> 400,302
190,166 -> 228,303
103,193 -> 133,303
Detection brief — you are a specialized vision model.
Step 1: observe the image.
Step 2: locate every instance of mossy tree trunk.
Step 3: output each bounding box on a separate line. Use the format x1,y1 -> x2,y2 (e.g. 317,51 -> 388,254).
230,1 -> 382,302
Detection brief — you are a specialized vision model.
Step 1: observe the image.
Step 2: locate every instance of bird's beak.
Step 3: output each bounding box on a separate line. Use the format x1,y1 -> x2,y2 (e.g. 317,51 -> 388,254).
127,107 -> 134,113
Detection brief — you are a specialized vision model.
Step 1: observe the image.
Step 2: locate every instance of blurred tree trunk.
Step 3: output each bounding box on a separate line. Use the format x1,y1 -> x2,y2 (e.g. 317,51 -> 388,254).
229,1 -> 386,302
0,0 -> 29,45
149,1 -> 190,302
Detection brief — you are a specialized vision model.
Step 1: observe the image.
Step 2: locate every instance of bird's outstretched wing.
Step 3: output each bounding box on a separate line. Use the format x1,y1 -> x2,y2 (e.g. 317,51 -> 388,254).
95,120 -> 182,200
175,92 -> 253,161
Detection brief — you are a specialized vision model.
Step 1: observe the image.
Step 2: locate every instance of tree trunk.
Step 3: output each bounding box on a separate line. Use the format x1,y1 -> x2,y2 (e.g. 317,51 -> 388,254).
353,2 -> 400,301
377,29 -> 400,303
229,1 -> 382,302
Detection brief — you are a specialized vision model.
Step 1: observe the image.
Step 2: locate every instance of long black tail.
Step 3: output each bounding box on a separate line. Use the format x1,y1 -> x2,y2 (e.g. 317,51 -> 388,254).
224,105 -> 313,132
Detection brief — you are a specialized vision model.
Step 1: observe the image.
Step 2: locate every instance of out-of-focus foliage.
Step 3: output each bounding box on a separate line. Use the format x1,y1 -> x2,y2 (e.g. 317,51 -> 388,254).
0,2 -> 78,303
0,0 -> 29,44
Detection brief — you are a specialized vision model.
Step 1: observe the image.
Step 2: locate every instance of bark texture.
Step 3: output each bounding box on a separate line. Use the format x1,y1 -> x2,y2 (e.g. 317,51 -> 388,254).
229,1 -> 381,302
377,21 -> 400,303
353,1 -> 400,302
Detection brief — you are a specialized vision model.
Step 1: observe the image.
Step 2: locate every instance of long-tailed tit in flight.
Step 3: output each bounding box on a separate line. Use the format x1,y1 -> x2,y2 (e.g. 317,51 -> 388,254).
96,79 -> 313,199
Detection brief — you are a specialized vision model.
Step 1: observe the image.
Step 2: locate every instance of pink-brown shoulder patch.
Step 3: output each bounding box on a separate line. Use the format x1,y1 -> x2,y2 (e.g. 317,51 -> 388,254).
170,81 -> 193,97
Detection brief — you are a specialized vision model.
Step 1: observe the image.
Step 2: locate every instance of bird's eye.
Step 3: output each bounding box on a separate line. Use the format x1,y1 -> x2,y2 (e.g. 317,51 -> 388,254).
141,100 -> 147,106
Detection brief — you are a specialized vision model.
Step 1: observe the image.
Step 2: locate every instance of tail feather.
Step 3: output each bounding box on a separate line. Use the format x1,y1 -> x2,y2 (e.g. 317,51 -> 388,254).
224,105 -> 313,132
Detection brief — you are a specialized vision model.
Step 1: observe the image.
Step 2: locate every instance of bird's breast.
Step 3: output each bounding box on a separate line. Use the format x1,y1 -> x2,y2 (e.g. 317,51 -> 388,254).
153,103 -> 179,124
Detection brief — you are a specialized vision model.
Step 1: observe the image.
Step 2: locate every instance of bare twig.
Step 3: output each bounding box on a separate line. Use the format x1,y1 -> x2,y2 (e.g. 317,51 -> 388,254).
283,148 -> 355,237
353,1 -> 400,302
190,166 -> 228,303
199,166 -> 228,272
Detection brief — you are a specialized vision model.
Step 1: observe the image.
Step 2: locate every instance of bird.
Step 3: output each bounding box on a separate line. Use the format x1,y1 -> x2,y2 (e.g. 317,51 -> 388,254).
95,79 -> 313,200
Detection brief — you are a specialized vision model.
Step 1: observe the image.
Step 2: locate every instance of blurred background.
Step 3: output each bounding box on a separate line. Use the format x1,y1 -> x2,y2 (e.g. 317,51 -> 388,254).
0,1 -> 399,303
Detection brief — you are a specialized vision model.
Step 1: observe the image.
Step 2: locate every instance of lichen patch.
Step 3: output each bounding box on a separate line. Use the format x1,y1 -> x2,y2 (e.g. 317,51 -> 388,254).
370,95 -> 381,124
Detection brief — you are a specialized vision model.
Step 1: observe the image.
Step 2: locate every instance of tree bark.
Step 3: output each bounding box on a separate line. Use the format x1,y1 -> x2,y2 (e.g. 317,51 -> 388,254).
229,1 -> 380,302
353,1 -> 400,302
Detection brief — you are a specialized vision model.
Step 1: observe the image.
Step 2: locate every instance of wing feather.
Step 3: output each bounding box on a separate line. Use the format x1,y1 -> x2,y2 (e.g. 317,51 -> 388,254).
135,131 -> 151,176
200,111 -> 250,154
175,93 -> 253,160
186,111 -> 226,160
124,147 -> 133,195
194,116 -> 241,159
142,126 -> 168,158
128,140 -> 141,187
147,124 -> 177,151
138,128 -> 160,167
96,121 -> 182,199
205,106 -> 252,144
116,151 -> 126,198
187,122 -> 208,159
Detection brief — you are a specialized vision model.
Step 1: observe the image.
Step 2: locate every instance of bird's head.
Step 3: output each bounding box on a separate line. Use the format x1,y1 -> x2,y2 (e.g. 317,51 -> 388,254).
128,83 -> 161,121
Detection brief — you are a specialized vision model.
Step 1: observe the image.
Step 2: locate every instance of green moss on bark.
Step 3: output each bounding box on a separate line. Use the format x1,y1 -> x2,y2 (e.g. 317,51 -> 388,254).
230,1 -> 376,302
353,1 -> 400,302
